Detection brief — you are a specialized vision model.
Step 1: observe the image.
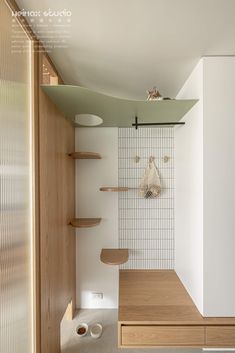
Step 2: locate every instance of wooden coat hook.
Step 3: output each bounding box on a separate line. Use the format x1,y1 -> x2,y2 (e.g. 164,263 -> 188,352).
134,155 -> 140,163
163,156 -> 170,163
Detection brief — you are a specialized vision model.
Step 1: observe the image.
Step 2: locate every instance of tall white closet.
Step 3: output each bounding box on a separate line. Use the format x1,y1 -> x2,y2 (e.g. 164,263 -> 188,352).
175,57 -> 235,317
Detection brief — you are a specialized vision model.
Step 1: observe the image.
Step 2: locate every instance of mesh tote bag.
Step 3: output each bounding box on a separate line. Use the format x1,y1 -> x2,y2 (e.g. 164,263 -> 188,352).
139,157 -> 161,198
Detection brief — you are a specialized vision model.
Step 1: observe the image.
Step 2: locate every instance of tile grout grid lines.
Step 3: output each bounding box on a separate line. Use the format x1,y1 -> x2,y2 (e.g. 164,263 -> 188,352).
118,127 -> 174,270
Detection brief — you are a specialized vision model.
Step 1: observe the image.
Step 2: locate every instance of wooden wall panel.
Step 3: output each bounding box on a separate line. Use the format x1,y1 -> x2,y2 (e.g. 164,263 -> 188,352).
4,2 -> 75,352
39,56 -> 75,353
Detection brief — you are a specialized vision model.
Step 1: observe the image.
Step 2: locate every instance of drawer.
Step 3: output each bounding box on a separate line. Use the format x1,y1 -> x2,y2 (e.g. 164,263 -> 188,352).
206,326 -> 235,347
121,325 -> 205,346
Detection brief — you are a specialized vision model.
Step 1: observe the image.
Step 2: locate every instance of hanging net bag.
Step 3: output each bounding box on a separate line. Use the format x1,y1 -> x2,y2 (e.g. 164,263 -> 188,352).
139,157 -> 161,198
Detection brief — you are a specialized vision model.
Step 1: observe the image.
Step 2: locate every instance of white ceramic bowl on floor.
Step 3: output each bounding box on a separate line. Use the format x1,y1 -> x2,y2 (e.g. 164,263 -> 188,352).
90,323 -> 103,339
76,323 -> 88,337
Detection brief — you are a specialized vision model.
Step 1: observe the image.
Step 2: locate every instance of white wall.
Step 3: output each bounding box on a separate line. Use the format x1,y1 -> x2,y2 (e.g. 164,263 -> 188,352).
176,57 -> 235,317
175,60 -> 204,314
203,57 -> 235,316
75,128 -> 119,309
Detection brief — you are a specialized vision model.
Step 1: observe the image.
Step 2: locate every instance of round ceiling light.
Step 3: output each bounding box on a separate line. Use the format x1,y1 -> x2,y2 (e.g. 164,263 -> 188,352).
75,114 -> 103,126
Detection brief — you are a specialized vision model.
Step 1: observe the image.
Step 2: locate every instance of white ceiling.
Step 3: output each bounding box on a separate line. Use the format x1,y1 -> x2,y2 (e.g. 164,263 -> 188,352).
18,0 -> 235,99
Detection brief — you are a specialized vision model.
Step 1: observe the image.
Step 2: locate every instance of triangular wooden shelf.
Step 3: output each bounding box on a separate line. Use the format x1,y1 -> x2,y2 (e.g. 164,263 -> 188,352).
69,152 -> 101,159
100,249 -> 129,265
70,218 -> 101,228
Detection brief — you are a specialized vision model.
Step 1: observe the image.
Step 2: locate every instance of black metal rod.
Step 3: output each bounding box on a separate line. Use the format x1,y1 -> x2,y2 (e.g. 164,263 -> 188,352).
132,116 -> 185,129
133,122 -> 185,126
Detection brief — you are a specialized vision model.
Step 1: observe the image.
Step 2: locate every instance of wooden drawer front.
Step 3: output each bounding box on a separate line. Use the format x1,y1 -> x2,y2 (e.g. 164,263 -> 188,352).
206,326 -> 235,347
121,326 -> 205,346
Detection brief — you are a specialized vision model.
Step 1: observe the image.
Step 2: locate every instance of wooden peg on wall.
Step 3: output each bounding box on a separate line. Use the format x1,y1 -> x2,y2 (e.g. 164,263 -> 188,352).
163,156 -> 170,163
134,156 -> 140,163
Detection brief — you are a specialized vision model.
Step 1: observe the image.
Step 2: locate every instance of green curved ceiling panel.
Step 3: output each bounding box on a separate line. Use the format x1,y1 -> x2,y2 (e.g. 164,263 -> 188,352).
41,85 -> 198,127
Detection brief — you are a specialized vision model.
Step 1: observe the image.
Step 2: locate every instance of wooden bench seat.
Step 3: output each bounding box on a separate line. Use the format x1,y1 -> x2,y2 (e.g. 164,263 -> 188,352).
118,270 -> 235,348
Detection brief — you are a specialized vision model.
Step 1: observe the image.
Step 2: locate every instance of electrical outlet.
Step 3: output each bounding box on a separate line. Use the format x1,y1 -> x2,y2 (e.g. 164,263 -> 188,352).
91,292 -> 103,300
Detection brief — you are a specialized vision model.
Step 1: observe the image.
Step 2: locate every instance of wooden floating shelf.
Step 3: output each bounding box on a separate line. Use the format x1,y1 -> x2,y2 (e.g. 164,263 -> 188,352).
100,249 -> 129,265
100,187 -> 129,192
69,152 -> 101,159
41,84 -> 198,127
70,218 -> 101,228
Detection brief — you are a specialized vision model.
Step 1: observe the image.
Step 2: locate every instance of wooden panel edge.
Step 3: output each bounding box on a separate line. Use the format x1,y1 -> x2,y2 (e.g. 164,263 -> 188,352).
32,41 -> 41,353
64,300 -> 74,321
118,322 -> 122,348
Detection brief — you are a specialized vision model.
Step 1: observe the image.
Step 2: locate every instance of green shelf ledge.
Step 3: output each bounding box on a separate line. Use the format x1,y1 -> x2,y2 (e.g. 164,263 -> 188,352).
41,84 -> 198,127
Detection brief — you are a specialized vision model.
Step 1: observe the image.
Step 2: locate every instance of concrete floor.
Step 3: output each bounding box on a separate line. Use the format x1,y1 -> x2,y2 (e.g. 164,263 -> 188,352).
61,309 -> 207,353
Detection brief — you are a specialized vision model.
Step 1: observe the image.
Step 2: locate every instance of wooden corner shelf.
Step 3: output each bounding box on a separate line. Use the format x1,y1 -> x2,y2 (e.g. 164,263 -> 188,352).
70,218 -> 101,228
100,187 -> 129,192
100,249 -> 129,265
69,152 -> 101,159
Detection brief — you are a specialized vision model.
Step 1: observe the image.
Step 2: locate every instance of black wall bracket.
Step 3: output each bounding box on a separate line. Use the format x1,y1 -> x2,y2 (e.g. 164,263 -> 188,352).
132,116 -> 185,129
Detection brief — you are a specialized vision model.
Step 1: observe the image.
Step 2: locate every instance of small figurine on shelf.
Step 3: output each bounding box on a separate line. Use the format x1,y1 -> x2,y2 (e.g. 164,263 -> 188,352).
146,86 -> 163,101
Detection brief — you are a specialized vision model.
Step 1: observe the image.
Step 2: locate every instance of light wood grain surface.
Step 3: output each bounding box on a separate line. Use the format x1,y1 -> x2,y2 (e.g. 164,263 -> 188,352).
119,270 -> 235,347
100,187 -> 129,192
70,218 -> 101,228
100,249 -> 129,265
206,326 -> 235,346
69,151 -> 101,159
119,270 -> 235,325
39,52 -> 75,353
121,326 -> 205,346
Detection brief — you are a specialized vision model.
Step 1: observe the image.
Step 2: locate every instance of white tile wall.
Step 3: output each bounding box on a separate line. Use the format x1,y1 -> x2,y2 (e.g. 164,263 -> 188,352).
118,128 -> 174,269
